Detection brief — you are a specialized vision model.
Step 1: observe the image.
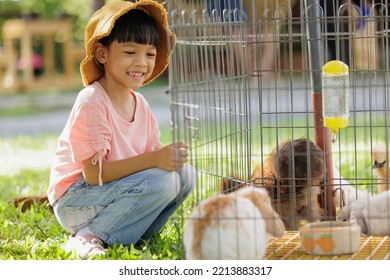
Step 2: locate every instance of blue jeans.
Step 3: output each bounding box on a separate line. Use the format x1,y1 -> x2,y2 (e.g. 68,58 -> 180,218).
53,164 -> 196,246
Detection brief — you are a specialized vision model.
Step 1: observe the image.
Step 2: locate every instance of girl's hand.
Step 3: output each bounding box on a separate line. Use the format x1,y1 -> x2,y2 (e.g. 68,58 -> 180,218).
154,142 -> 189,171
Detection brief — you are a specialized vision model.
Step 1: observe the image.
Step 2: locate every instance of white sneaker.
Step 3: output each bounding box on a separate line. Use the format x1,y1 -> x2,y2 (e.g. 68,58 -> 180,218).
64,234 -> 106,259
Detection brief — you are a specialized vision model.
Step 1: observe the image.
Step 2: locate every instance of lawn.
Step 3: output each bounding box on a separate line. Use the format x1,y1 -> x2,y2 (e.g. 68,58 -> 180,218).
0,114 -> 383,259
0,131 -> 191,260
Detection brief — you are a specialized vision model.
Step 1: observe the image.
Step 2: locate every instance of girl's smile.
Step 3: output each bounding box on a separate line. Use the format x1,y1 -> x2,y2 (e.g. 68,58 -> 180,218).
127,71 -> 146,81
97,41 -> 157,90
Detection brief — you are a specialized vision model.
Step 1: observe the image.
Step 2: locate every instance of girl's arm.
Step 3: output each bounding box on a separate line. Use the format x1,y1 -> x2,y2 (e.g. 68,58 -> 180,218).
82,142 -> 189,185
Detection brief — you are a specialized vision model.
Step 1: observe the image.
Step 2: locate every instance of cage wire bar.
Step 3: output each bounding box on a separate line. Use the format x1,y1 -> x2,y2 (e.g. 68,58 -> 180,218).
304,0 -> 336,220
167,0 -> 390,243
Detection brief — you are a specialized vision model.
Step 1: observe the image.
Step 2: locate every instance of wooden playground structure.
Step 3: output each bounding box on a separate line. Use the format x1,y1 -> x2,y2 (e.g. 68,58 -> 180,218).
0,18 -> 85,93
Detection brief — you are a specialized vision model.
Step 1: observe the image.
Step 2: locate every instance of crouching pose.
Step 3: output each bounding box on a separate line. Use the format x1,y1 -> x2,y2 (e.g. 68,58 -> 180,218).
47,0 -> 196,259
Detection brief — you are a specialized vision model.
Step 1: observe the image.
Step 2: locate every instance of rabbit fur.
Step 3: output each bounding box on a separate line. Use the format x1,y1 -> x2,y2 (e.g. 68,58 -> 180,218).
219,139 -> 325,231
371,144 -> 390,193
183,186 -> 285,260
338,190 -> 390,235
333,166 -> 371,208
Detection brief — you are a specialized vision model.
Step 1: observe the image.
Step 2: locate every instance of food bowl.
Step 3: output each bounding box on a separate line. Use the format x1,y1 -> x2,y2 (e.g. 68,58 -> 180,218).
300,221 -> 361,255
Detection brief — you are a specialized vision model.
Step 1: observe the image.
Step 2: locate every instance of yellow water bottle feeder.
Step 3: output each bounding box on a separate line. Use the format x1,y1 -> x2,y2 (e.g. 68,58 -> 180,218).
322,60 -> 349,142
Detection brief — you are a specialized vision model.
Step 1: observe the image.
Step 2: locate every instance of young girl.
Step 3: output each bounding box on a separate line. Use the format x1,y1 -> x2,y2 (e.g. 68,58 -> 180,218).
47,0 -> 196,259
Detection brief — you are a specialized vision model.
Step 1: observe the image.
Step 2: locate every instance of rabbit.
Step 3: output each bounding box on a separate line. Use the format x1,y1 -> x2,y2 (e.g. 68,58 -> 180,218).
183,186 -> 285,260
12,195 -> 53,212
251,138 -> 325,230
220,138 -> 325,230
338,190 -> 390,235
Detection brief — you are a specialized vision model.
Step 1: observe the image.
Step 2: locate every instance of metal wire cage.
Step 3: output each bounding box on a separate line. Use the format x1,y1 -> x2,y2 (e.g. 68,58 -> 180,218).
166,0 -> 390,258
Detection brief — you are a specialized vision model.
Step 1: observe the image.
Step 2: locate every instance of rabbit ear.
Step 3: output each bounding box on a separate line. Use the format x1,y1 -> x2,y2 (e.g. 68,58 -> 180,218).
234,187 -> 285,237
338,204 -> 352,221
256,200 -> 286,237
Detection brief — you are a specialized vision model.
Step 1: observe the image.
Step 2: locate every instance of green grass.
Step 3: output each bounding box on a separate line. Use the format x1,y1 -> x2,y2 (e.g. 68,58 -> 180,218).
0,113 -> 385,259
0,133 -> 190,260
0,169 -> 189,260
0,199 -> 187,260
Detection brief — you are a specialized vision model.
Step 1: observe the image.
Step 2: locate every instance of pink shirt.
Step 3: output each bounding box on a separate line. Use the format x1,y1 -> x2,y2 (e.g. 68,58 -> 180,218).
47,82 -> 163,205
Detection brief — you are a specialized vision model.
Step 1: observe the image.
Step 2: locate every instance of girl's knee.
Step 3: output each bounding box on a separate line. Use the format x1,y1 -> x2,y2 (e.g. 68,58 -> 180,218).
180,163 -> 197,192
153,170 -> 181,201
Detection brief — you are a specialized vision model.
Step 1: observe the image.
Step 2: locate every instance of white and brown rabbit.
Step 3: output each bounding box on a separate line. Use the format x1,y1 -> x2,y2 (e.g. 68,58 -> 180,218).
183,186 -> 285,260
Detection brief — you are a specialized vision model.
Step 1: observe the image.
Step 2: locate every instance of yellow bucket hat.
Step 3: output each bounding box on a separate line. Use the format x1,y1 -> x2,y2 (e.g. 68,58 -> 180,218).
80,0 -> 176,87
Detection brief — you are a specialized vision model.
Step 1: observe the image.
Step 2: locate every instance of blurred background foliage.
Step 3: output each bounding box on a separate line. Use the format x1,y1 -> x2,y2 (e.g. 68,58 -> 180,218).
0,0 -> 95,44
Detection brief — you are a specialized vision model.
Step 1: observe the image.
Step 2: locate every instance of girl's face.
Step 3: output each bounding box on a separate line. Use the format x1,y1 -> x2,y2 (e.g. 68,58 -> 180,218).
101,40 -> 157,90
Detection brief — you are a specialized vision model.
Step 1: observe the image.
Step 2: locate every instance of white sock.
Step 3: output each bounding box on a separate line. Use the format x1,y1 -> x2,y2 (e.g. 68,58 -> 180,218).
75,226 -> 95,237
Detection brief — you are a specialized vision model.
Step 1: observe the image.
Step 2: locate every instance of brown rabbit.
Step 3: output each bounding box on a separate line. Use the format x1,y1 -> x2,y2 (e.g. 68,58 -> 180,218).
219,138 -> 325,230
12,195 -> 52,212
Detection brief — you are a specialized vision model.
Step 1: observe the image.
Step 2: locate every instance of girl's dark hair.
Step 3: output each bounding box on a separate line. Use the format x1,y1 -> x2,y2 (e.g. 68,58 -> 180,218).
99,9 -> 159,48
